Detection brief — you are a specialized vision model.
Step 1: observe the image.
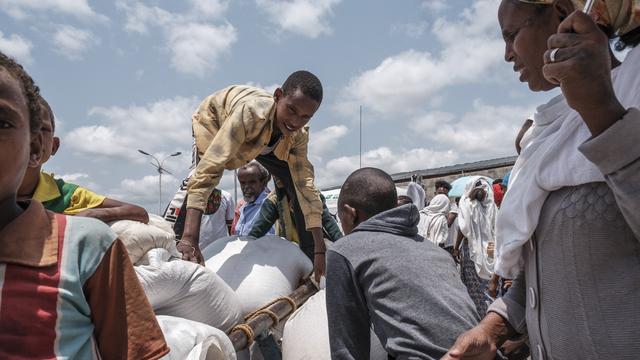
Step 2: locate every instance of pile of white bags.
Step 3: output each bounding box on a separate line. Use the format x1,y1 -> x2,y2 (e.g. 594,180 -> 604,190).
203,235 -> 313,316
157,315 -> 236,360
110,214 -> 179,265
282,290 -> 387,360
135,248 -> 243,332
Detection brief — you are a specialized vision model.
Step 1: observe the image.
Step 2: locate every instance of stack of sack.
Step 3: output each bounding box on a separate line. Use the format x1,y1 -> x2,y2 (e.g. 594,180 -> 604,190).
111,218 -> 316,360
282,289 -> 387,359
110,215 -> 240,360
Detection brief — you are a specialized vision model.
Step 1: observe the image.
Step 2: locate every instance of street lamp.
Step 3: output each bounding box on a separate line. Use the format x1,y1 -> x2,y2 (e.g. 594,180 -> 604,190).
138,149 -> 182,215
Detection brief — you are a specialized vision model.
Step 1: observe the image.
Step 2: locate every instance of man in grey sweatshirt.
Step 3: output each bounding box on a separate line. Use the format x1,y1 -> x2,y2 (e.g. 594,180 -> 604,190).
326,168 -> 480,359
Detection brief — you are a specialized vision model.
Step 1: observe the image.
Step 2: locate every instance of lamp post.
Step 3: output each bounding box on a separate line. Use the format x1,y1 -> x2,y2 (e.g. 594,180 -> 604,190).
138,150 -> 181,215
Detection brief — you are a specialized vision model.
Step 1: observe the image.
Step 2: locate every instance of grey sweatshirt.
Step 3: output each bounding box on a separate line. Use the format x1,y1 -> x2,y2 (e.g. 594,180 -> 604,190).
326,204 -> 479,360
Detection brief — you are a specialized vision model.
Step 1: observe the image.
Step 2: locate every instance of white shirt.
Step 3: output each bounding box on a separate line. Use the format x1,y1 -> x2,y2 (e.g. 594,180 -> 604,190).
444,202 -> 459,248
199,189 -> 235,249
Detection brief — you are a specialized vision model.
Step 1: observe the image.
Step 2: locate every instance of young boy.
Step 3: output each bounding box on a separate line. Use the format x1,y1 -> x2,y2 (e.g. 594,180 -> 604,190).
0,52 -> 168,359
18,96 -> 149,223
178,71 -> 327,280
326,168 -> 479,359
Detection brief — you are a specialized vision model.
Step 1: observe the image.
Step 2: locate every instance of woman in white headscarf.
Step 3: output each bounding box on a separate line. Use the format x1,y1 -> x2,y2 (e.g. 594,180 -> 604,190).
444,1 -> 640,359
454,177 -> 497,318
417,193 -> 450,245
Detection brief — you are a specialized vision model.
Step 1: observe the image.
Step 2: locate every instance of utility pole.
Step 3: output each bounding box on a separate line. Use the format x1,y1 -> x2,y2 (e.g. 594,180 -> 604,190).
138,150 -> 181,215
359,105 -> 363,169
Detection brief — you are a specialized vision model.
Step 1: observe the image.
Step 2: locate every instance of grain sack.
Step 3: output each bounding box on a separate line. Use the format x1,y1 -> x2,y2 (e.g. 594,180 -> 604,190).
157,315 -> 236,360
203,235 -> 313,316
282,290 -> 386,360
136,249 -> 242,332
110,214 -> 178,265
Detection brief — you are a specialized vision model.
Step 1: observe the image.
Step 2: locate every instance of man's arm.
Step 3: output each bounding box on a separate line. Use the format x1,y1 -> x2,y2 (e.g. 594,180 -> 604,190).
248,194 -> 279,238
321,204 -> 343,241
225,193 -> 235,236
288,129 -> 326,280
76,198 -> 149,224
326,250 -> 372,360
181,105 -> 250,263
83,239 -> 169,360
579,108 -> 640,239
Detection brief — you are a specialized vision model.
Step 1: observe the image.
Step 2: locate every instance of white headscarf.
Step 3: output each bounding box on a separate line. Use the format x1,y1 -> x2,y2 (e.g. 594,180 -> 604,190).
406,182 -> 426,209
417,194 -> 450,245
495,45 -> 640,279
458,177 -> 497,280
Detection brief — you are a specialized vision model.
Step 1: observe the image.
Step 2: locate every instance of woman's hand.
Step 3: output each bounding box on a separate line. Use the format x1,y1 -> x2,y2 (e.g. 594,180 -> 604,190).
542,10 -> 626,136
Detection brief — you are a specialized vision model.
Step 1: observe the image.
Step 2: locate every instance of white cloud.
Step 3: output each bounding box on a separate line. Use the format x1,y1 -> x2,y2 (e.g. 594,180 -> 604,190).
52,25 -> 98,60
316,146 -> 459,188
117,0 -> 237,77
336,0 -> 503,117
421,0 -> 448,13
108,174 -> 180,215
255,0 -> 341,38
308,125 -> 348,162
108,170 -> 239,214
0,31 -> 33,64
245,82 -> 280,94
392,21 -> 429,38
58,172 -> 89,182
64,96 -> 199,162
419,101 -> 536,157
168,23 -> 237,76
0,0 -> 108,22
315,100 -> 537,189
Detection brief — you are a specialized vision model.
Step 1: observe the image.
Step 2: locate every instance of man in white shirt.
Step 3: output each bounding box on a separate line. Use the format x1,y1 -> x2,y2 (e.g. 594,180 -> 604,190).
199,189 -> 235,249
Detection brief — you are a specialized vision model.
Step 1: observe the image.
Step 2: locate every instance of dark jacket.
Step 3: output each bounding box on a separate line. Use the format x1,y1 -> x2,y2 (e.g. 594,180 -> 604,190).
326,204 -> 479,360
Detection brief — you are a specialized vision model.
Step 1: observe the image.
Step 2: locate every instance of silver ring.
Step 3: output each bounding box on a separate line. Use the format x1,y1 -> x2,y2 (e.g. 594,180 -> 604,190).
550,48 -> 560,63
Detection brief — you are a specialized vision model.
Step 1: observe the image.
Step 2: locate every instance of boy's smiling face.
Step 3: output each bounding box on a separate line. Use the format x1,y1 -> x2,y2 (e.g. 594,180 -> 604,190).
273,87 -> 320,136
0,68 -> 41,202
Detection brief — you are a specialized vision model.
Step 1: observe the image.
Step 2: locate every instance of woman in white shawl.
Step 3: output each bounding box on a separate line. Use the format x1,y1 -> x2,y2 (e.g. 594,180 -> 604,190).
454,177 -> 497,318
445,1 -> 640,359
417,194 -> 450,245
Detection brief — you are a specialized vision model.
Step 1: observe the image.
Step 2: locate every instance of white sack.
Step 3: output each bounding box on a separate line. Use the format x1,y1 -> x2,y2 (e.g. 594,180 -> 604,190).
136,249 -> 242,332
203,235 -> 313,316
157,315 -> 236,360
282,290 -> 386,360
110,214 -> 179,265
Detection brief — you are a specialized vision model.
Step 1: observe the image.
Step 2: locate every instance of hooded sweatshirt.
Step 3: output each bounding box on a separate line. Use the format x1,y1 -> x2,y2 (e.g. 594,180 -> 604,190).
326,204 -> 479,360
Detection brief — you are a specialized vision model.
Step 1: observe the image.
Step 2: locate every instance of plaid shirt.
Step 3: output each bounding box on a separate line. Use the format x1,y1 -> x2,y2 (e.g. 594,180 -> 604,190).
187,85 -> 323,229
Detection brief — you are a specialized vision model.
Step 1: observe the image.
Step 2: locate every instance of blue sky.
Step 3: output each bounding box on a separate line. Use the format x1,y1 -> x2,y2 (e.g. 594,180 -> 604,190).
1,0 -> 555,213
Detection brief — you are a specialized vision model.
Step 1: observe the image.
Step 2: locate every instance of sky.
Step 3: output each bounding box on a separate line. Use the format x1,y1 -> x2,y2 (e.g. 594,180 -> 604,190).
1,0 -> 556,214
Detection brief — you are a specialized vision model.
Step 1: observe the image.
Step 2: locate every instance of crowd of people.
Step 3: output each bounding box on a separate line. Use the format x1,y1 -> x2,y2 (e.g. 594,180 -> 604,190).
1,0 -> 639,359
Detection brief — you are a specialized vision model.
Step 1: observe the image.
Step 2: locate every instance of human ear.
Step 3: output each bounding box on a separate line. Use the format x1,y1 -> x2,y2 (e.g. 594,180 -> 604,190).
51,136 -> 60,156
274,88 -> 283,102
29,132 -> 43,168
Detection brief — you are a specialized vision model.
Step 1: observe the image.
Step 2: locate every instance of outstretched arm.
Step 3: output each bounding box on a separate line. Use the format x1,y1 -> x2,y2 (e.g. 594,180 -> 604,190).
76,198 -> 149,224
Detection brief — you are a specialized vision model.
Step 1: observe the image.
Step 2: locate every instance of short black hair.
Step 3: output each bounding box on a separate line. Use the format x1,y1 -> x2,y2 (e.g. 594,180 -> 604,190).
339,167 -> 397,218
38,96 -> 55,131
281,70 -> 323,104
435,180 -> 452,191
397,195 -> 413,206
493,179 -> 503,185
0,51 -> 41,133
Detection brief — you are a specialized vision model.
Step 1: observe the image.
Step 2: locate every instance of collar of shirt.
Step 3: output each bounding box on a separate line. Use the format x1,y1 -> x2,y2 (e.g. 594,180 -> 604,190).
0,201 -> 58,267
33,172 -> 62,203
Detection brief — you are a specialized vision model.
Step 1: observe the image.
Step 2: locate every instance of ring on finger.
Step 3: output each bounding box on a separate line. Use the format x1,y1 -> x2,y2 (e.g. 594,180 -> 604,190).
550,48 -> 560,63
